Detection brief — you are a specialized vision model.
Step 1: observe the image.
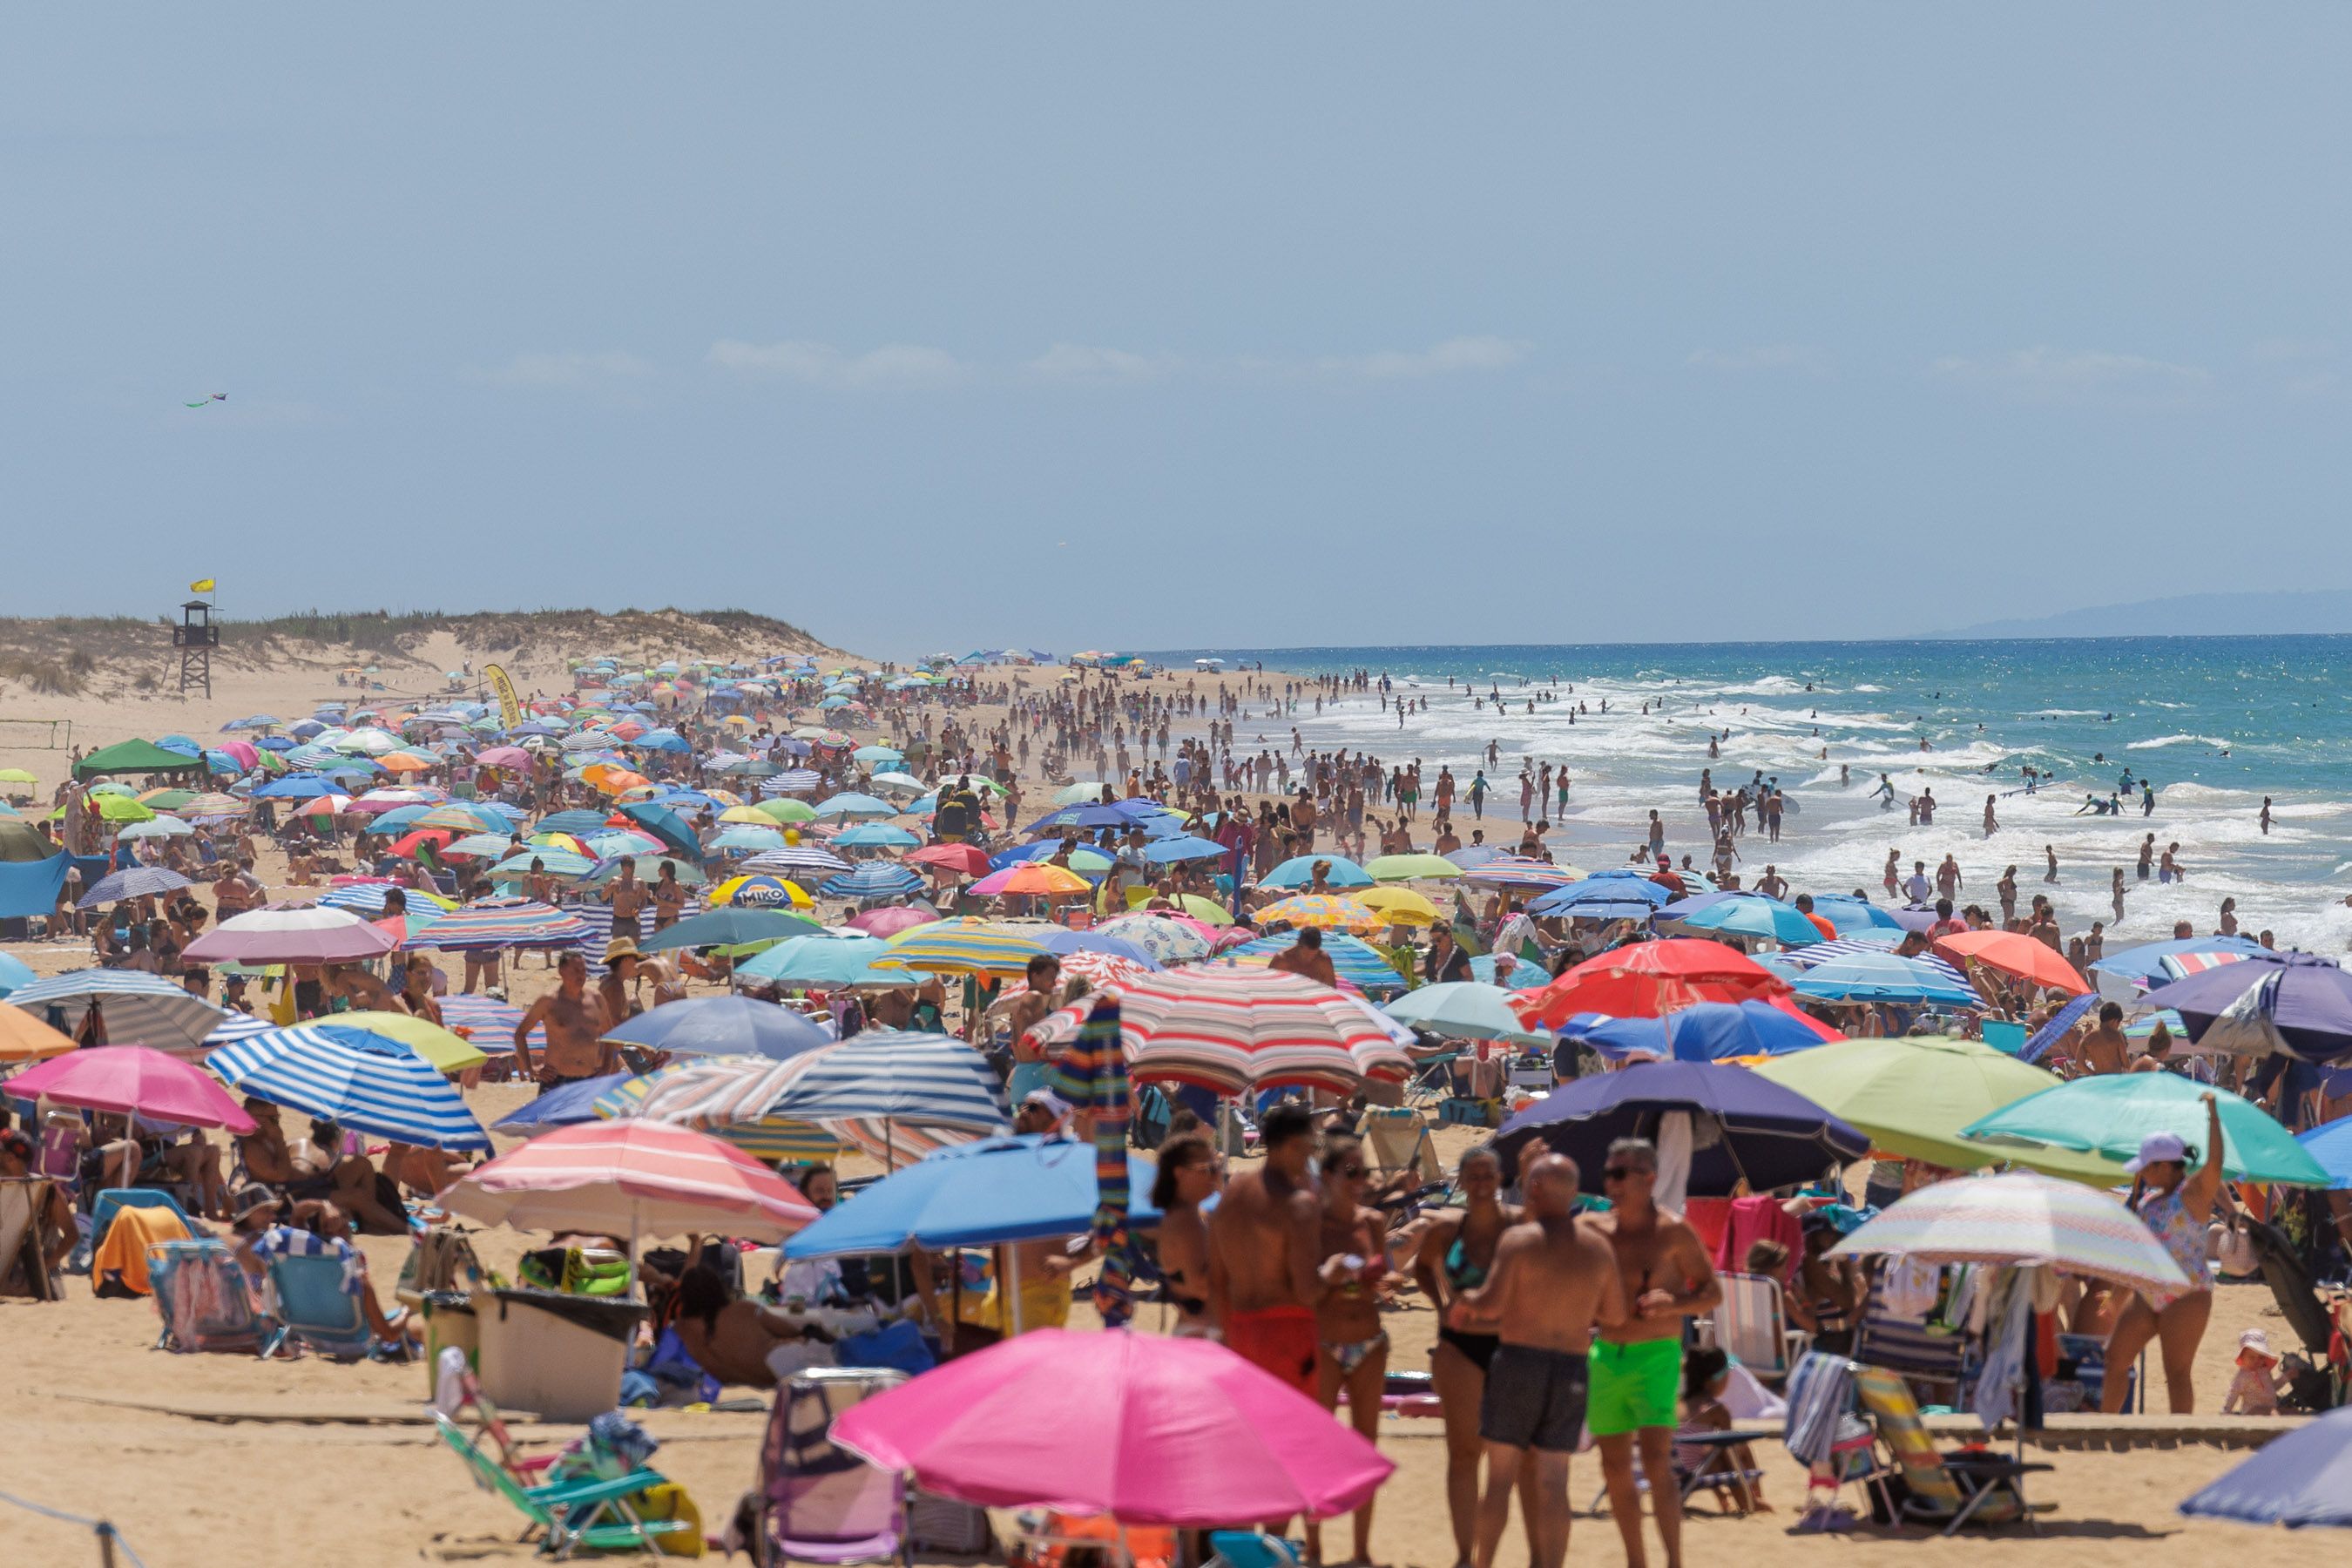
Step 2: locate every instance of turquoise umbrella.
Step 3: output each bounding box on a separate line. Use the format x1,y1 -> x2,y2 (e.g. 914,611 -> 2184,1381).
1382,981 -> 1552,1046
734,934 -> 905,988
1960,1071 -> 2329,1186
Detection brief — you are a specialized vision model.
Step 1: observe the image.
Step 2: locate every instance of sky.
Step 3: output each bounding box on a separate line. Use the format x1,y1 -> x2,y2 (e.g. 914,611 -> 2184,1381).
7,7 -> 2352,659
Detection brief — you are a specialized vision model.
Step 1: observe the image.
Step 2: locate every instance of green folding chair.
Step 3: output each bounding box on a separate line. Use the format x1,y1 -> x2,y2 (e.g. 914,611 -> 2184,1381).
433,1412 -> 690,1558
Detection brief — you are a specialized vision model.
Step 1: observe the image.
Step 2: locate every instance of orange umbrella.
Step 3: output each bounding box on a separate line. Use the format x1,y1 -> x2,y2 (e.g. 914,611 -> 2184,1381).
378,751 -> 437,774
584,764 -> 651,796
1933,929 -> 2090,996
970,862 -> 1092,897
0,1006 -> 78,1062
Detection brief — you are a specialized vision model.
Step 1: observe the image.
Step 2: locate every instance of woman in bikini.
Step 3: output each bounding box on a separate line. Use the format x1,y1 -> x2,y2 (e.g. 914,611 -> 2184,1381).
1409,1145 -> 1532,1568
1148,1133 -> 1218,1338
1308,1133 -> 1389,1566
2102,1096 -> 2227,1412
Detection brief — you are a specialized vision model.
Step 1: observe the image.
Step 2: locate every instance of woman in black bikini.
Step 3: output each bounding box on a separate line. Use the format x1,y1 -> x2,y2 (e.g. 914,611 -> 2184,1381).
1411,1146 -> 1532,1568
1148,1133 -> 1218,1338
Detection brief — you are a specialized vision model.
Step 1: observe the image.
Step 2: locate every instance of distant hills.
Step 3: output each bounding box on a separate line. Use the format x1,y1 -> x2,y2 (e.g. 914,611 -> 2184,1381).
1934,589 -> 2352,640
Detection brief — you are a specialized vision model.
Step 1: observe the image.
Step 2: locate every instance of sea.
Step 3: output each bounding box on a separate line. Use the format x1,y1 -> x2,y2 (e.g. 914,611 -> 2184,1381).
1140,637 -> 2352,955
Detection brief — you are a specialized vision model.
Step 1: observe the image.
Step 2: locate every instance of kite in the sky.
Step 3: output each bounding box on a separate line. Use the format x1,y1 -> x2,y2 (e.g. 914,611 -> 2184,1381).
184,393 -> 226,408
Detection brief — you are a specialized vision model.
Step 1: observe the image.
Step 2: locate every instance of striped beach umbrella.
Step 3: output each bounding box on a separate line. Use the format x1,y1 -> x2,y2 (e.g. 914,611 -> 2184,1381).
1044,967 -> 1399,1096
1457,856 -> 1579,889
439,991 -> 544,1052
403,896 -> 596,951
1828,1169 -> 2188,1294
875,919 -> 1053,978
594,1064 -> 840,1163
7,970 -> 228,1051
623,1030 -> 1010,1166
1230,931 -> 1411,993
206,1023 -> 493,1149
315,881 -> 458,917
821,862 -> 925,902
1254,896 -> 1383,935
739,846 -> 851,879
185,905 -> 398,965
435,1119 -> 819,1242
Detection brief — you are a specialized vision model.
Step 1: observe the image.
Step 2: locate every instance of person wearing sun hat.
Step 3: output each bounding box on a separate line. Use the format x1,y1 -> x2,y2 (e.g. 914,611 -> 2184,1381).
2102,1094 -> 2227,1414
2221,1328 -> 2289,1416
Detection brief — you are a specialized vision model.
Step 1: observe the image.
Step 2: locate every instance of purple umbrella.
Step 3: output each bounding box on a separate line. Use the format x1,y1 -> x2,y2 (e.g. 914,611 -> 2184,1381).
2179,1403 -> 2352,1528
78,866 -> 194,909
1494,1059 -> 1867,1193
2142,952 -> 2352,1064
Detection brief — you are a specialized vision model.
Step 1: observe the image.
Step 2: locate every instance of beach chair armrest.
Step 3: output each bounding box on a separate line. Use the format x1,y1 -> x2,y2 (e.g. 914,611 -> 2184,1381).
576,1520 -> 692,1551
525,1468 -> 669,1510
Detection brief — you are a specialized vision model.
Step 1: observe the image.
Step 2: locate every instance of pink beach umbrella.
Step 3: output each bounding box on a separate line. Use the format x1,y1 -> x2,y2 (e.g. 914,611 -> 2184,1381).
6,1044 -> 257,1132
474,746 -> 533,769
847,907 -> 940,937
832,1328 -> 1394,1524
184,904 -> 399,965
434,1120 -> 817,1243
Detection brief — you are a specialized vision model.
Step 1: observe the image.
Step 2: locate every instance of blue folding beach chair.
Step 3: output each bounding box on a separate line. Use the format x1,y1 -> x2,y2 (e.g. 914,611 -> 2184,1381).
258,1251 -> 375,1360
90,1186 -> 200,1241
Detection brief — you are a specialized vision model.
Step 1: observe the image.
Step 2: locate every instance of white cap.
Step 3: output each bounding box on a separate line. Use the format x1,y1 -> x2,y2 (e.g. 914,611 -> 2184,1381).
2124,1131 -> 2189,1173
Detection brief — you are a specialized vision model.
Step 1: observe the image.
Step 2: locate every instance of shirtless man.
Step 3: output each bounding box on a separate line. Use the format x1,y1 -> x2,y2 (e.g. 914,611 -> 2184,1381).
1207,1102 -> 1322,1401
2078,1002 -> 2130,1075
608,858 -> 648,940
1455,1152 -> 1625,1568
1589,1138 -> 1721,1568
1268,927 -> 1337,987
514,950 -> 615,1092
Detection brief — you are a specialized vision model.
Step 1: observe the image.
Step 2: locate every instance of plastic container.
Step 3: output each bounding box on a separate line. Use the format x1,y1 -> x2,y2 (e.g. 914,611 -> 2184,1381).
474,1287 -> 646,1422
420,1292 -> 479,1398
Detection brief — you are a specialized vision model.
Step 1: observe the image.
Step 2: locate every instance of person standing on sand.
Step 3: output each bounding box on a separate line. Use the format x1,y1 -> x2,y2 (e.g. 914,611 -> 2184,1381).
609,856 -> 647,938
1207,1103 -> 1323,1402
1588,1138 -> 1721,1568
1455,1152 -> 1624,1568
512,950 -> 614,1092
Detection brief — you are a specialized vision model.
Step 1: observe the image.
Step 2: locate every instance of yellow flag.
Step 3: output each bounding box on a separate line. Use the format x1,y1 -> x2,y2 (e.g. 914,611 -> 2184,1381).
188,578 -> 216,595
484,663 -> 522,730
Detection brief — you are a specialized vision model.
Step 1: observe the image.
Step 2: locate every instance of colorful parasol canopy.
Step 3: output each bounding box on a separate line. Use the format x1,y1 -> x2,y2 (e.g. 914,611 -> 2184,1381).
1510,938 -> 1787,1028
1934,929 -> 2090,996
7,1044 -> 255,1130
1829,1169 -> 2190,1295
435,1119 -> 819,1240
184,905 -> 398,965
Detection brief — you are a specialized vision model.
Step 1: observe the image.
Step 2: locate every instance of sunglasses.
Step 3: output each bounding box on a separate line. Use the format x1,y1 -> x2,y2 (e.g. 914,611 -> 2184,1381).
1601,1166 -> 1652,1181
1335,1164 -> 1369,1179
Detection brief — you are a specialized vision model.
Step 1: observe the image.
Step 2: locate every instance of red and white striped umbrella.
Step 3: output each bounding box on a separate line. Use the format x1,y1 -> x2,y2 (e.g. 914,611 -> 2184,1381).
1055,950 -> 1155,989
434,1120 -> 818,1241
1034,967 -> 1398,1096
183,903 -> 398,965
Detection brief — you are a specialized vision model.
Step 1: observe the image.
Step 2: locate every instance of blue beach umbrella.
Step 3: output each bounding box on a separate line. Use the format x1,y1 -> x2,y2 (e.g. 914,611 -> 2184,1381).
1527,877 -> 1672,920
1791,952 -> 1984,1008
813,793 -> 896,821
1677,896 -> 1828,946
206,1023 -> 493,1149
1259,855 -> 1374,890
821,863 -> 923,901
492,1072 -> 632,1135
784,1133 -> 1162,1255
734,934 -> 903,989
1142,836 -> 1231,866
1808,894 -> 1905,934
0,952 -> 37,997
2179,1405 -> 2352,1528
601,995 -> 834,1061
834,823 -> 919,848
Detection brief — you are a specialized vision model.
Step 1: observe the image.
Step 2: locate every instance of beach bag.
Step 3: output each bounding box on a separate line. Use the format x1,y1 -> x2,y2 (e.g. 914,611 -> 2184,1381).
909,1490 -> 995,1555
152,1241 -> 265,1353
639,1483 -> 704,1556
397,1226 -> 482,1301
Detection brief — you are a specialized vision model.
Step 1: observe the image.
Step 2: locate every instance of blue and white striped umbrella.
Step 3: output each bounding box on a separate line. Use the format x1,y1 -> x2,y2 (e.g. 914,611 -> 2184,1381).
821,862 -> 924,901
740,846 -> 854,879
202,1013 -> 281,1048
206,1024 -> 493,1149
8,969 -> 227,1051
758,770 -> 824,796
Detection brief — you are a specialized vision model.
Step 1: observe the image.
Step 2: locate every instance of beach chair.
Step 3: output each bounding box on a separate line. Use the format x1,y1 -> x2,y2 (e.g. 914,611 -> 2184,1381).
434,1411 -> 687,1559
1708,1271 -> 1810,1386
1851,1365 -> 2051,1534
1362,1106 -> 1443,1188
1201,1531 -> 1304,1568
89,1186 -> 199,1243
752,1367 -> 911,1567
148,1238 -> 265,1353
256,1251 -> 375,1361
1588,1429 -> 1767,1517
0,1177 -> 67,1301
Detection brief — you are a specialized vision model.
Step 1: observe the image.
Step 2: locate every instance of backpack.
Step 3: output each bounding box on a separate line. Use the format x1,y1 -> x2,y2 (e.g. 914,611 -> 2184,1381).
152,1241 -> 266,1354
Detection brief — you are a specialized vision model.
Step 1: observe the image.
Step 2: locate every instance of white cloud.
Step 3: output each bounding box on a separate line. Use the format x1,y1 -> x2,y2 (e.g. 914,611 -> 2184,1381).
1306,335 -> 1530,381
1930,346 -> 2209,404
1024,343 -> 1182,385
474,350 -> 654,392
1686,344 -> 1830,375
706,340 -> 970,389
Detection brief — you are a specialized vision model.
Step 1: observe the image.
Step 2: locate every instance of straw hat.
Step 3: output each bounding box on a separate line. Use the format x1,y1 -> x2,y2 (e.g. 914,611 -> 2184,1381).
603,937 -> 644,962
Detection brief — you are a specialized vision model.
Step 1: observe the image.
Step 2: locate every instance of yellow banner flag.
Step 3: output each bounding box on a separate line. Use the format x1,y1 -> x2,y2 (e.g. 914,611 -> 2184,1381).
484,663 -> 522,731
188,578 -> 216,595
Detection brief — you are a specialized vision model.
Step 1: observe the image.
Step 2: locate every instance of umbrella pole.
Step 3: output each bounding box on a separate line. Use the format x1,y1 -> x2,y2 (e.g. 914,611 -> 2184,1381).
627,1209 -> 639,1296
1004,1243 -> 1025,1336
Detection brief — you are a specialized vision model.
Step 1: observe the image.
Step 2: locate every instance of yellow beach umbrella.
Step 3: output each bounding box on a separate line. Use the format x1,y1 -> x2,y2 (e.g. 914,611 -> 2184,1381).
1355,886 -> 1441,927
335,1010 -> 490,1073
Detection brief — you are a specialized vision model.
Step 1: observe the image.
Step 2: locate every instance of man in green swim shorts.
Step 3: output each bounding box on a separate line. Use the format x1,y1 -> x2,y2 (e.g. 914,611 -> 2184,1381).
1591,1138 -> 1721,1568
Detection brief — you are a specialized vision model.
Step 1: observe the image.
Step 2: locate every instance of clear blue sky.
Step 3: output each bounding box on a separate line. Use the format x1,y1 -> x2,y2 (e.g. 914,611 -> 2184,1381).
8,8 -> 2350,657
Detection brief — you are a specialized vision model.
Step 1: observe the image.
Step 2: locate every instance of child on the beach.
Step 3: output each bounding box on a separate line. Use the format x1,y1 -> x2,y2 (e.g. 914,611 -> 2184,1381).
2220,1328 -> 2289,1415
1676,1347 -> 1770,1513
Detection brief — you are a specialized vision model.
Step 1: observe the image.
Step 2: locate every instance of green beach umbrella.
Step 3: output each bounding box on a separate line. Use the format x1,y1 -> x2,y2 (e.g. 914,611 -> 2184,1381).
754,799 -> 817,825
1753,1036 -> 2126,1185
1958,1069 -> 2329,1186
1365,853 -> 1463,882
1382,981 -> 1551,1046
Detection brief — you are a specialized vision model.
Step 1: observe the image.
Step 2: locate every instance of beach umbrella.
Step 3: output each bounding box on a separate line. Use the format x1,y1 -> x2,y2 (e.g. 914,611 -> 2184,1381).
590,853 -> 704,887
621,1030 -> 1010,1166
821,862 -> 924,901
0,819 -> 54,862
117,816 -> 195,841
206,1024 -> 492,1148
1958,1071 -> 2328,1185
1139,836 -> 1230,867
1808,894 -> 1905,934
184,905 -> 397,965
875,920 -> 1052,977
7,1044 -> 256,1131
1526,876 -> 1673,921
1751,1035 -> 2126,1182
1071,967 -> 1401,1095
1094,912 -> 1215,963
439,992 -> 542,1052
754,798 -> 819,825
834,822 -> 920,848
785,1134 -> 1160,1254
1934,929 -> 2091,995
644,906 -> 823,954
2297,1115 -> 2352,1190
435,1120 -> 817,1241
1351,886 -> 1441,927
388,827 -> 461,860
401,897 -> 595,951
1830,1170 -> 2189,1296
739,846 -> 852,879
733,933 -> 905,989
1494,1060 -> 1868,1190
1458,856 -> 1579,889
1510,939 -> 1787,1028
1382,980 -> 1551,1046
489,848 -> 596,881
320,1010 -> 490,1073
2090,935 -> 2269,994
1676,896 -> 1826,946
1229,931 -> 1409,992
1254,895 -> 1382,935
5,969 -> 227,1051
1259,855 -> 1374,890
970,862 -> 1092,898
592,1066 -> 840,1164
813,793 -> 896,821
0,951 -> 35,997
830,1328 -> 1391,1526
2142,952 -> 2352,1064
709,824 -> 788,854
1471,953 -> 1548,990
906,843 -> 993,876
78,866 -> 193,909
708,874 -> 814,910
1362,853 -> 1461,882
602,995 -> 834,1061
2180,1407 -> 2352,1530
534,808 -> 614,837
0,1005 -> 84,1062
846,907 -> 942,938
491,1072 -> 632,1137
618,801 -> 702,860
1032,929 -> 1163,969
1789,951 -> 1984,1008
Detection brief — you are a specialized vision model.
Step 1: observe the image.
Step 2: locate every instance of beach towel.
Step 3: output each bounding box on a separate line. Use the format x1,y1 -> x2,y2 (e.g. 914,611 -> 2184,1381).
1782,1350 -> 1856,1468
90,1204 -> 194,1294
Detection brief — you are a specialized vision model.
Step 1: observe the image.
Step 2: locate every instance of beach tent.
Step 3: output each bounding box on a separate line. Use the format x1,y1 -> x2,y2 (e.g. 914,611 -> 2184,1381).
74,740 -> 206,781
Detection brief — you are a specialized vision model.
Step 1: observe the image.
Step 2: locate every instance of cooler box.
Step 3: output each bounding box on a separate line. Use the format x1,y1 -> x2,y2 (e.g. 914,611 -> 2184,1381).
474,1288 -> 645,1422
420,1292 -> 479,1397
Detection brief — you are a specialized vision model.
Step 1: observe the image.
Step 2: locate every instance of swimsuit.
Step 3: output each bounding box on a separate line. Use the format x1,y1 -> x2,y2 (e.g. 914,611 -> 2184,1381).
1586,1336 -> 1683,1436
1225,1304 -> 1319,1397
1321,1330 -> 1389,1375
2134,1187 -> 2213,1306
1479,1343 -> 1590,1451
1436,1231 -> 1501,1375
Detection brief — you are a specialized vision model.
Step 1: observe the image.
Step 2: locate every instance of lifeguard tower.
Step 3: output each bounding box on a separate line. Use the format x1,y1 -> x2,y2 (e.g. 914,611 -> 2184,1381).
174,598 -> 219,697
